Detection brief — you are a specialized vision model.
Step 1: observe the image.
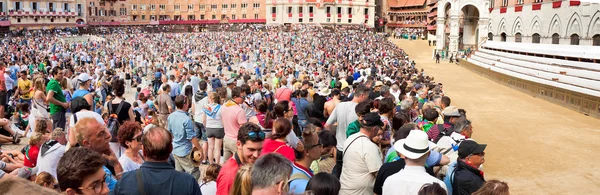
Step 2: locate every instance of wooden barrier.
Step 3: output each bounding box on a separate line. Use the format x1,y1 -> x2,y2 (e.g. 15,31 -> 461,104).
459,60 -> 600,119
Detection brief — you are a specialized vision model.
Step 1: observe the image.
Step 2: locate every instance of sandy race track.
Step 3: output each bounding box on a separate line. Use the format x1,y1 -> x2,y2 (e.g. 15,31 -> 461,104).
392,39 -> 600,194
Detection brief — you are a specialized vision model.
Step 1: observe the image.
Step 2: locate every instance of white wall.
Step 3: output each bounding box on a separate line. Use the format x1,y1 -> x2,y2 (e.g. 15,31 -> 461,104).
487,1 -> 600,45
266,0 -> 375,27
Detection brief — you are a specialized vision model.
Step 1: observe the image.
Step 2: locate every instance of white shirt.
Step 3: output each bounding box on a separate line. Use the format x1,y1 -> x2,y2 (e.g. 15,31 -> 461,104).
382,166 -> 447,195
200,181 -> 217,195
339,132 -> 382,195
325,101 -> 358,151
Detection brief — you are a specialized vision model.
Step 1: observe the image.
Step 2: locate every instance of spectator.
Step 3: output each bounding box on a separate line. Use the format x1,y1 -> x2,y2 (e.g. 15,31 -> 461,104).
193,80 -> 210,164
167,95 -> 201,179
74,117 -> 122,191
221,87 -> 248,161
418,183 -> 448,195
108,79 -> 136,158
345,100 -> 373,138
289,124 -> 322,194
72,73 -> 94,111
117,121 -> 144,172
0,173 -> 60,195
230,165 -> 252,195
14,70 -> 33,105
201,164 -> 222,195
34,171 -> 58,191
204,92 -> 224,164
326,85 -> 370,178
340,112 -> 384,195
46,66 -> 69,130
305,172 -> 341,195
310,129 -> 337,173
451,140 -> 487,195
216,123 -> 265,195
36,128 -> 67,179
68,95 -> 104,150
17,133 -> 45,180
156,84 -> 173,128
261,118 -> 295,161
251,153 -> 293,195
57,147 -> 109,195
382,130 -> 447,194
472,180 -> 509,195
292,89 -> 309,131
111,127 -> 201,195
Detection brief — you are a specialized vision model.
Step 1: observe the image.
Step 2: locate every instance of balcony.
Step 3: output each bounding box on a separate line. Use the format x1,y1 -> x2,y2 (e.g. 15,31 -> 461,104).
9,11 -> 78,17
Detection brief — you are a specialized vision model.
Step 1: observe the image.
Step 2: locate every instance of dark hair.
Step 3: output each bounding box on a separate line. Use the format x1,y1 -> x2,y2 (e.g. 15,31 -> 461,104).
353,85 -> 370,97
162,84 -> 171,91
251,153 -> 292,189
394,123 -> 418,143
306,172 -> 341,195
232,87 -> 243,98
318,130 -> 337,148
423,108 -> 439,122
184,85 -> 193,98
199,80 -> 207,91
238,123 -> 265,144
331,89 -> 341,97
142,127 -> 173,161
355,100 -> 373,117
308,118 -> 324,128
117,121 -> 142,148
418,183 -> 447,195
271,118 -> 292,139
174,95 -> 188,109
256,101 -> 273,128
378,98 -> 395,115
111,79 -> 125,97
51,66 -> 63,76
273,100 -> 290,118
57,147 -> 106,192
203,164 -> 222,183
441,96 -> 451,107
392,112 -> 410,131
241,84 -> 251,95
299,89 -> 308,98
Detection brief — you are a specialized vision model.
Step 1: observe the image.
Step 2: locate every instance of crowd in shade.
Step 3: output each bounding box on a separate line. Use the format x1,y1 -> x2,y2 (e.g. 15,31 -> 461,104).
0,24 -> 510,195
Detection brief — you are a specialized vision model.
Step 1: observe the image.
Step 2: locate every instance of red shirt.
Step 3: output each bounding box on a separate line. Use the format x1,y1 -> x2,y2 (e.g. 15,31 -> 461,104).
23,145 -> 40,167
275,87 -> 292,102
261,139 -> 295,162
216,154 -> 241,195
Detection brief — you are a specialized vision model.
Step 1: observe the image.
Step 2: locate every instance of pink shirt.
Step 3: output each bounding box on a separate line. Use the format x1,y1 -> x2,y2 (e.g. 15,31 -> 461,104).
275,87 -> 292,102
221,102 -> 247,139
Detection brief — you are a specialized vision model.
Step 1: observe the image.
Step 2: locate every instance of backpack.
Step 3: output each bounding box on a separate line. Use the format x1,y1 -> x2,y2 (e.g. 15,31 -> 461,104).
433,124 -> 452,144
107,101 -> 125,142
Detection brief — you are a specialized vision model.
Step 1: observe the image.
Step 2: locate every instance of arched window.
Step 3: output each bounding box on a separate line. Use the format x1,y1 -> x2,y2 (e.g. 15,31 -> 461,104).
488,32 -> 493,41
594,34 -> 600,46
515,33 -> 522,43
501,33 -> 506,42
570,34 -> 580,45
552,33 -> 560,44
532,33 -> 541,44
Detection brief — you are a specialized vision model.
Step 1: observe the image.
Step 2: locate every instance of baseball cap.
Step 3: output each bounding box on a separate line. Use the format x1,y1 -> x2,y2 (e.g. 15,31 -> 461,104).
78,73 -> 91,82
361,112 -> 384,127
443,106 -> 461,117
458,140 -> 487,159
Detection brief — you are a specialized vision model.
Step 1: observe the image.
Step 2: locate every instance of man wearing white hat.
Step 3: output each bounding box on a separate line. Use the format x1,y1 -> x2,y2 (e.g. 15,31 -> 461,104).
382,130 -> 447,195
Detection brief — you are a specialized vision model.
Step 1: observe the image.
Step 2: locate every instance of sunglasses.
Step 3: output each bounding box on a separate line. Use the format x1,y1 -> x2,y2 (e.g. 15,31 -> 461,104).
133,134 -> 142,142
247,131 -> 266,141
472,152 -> 485,156
306,141 -> 323,150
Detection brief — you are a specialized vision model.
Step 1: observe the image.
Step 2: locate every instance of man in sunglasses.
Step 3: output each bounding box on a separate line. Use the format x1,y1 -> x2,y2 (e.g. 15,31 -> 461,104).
450,140 -> 487,195
289,124 -> 323,194
216,123 -> 265,195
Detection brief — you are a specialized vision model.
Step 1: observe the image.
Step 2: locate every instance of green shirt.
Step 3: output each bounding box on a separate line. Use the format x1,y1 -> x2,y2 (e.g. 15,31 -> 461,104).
46,79 -> 66,114
346,120 -> 361,138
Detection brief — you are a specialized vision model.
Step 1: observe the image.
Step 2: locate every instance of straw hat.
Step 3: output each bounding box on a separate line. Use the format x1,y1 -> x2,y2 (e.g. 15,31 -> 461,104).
190,149 -> 203,167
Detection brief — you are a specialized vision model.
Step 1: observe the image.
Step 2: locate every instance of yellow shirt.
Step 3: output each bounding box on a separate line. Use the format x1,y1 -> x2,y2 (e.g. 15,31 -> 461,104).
18,79 -> 33,100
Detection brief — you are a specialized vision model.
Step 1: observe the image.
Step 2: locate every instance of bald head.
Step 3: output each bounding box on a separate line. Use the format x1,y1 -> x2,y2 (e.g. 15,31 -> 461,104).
142,127 -> 173,161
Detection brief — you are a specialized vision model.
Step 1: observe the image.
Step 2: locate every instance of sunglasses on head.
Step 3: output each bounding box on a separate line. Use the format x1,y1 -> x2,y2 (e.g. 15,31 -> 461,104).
247,131 -> 266,141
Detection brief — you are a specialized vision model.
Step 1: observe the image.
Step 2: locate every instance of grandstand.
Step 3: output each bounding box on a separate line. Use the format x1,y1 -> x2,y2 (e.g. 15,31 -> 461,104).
465,41 -> 600,118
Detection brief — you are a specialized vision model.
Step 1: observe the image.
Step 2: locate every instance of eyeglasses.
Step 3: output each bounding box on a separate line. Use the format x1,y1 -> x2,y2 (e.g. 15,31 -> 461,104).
78,173 -> 107,193
133,134 -> 142,142
306,142 -> 323,150
247,131 -> 266,141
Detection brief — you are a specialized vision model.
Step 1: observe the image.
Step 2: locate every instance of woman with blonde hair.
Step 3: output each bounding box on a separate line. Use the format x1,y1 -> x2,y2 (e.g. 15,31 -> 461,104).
203,92 -> 224,164
29,77 -> 51,136
230,165 -> 252,195
35,171 -> 58,191
472,180 -> 510,195
17,132 -> 47,180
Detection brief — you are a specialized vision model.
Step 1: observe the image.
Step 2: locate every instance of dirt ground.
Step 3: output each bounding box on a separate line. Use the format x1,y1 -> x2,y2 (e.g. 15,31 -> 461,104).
392,39 -> 600,194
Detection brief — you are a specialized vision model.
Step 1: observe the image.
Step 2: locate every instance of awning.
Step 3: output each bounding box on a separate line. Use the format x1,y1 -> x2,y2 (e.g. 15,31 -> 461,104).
228,19 -> 267,23
389,0 -> 427,8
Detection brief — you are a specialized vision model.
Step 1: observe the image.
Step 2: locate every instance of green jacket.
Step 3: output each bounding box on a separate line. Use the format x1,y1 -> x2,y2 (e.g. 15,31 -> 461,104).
346,120 -> 361,138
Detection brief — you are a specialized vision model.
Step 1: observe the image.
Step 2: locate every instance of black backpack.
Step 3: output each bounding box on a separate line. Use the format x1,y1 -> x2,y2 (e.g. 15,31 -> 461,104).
433,124 -> 453,144
107,101 -> 125,142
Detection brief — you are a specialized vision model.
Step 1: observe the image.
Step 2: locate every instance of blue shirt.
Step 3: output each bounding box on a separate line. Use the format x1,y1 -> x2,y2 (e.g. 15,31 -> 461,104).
168,81 -> 180,98
110,161 -> 201,195
167,110 -> 196,157
292,98 -> 309,120
289,163 -> 312,194
103,166 -> 118,191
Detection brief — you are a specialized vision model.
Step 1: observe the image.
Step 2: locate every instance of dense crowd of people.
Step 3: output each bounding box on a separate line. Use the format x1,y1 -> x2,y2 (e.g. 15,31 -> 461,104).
0,24 -> 509,195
